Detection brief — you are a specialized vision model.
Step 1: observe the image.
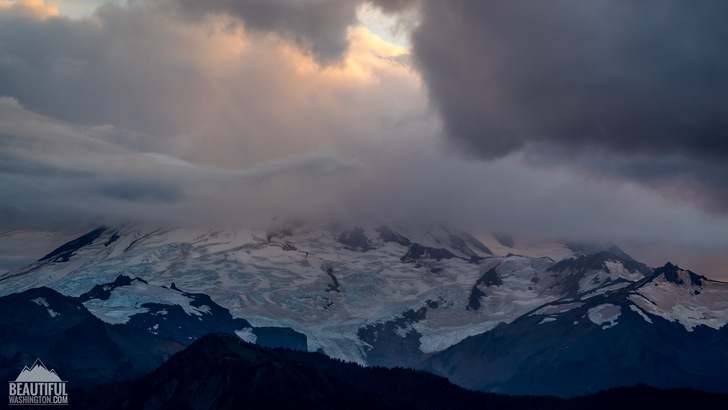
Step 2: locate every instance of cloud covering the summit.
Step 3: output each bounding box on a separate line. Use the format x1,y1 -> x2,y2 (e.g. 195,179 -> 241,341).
1,0 -> 727,277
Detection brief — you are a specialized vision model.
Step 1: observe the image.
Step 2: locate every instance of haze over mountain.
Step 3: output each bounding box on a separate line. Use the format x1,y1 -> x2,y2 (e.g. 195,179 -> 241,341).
1,0 -> 728,279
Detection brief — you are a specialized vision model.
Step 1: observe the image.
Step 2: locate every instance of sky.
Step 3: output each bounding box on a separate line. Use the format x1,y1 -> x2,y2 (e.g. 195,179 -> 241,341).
1,0 -> 727,278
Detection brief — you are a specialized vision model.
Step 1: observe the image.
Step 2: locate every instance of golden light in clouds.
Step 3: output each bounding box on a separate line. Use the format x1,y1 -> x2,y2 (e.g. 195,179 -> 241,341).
0,0 -> 59,18
155,14 -> 424,168
0,0 -> 423,168
290,26 -> 413,86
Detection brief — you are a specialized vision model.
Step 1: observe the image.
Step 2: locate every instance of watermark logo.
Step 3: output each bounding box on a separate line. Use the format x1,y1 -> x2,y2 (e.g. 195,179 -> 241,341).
8,359 -> 68,406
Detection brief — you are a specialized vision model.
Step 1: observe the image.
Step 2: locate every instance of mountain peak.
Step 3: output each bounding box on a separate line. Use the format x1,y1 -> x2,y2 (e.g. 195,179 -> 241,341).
655,262 -> 706,287
38,227 -> 108,263
563,241 -> 636,262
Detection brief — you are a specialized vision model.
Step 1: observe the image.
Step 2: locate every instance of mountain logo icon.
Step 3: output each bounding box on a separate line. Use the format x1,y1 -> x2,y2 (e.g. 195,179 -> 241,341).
14,359 -> 64,383
8,358 -> 68,405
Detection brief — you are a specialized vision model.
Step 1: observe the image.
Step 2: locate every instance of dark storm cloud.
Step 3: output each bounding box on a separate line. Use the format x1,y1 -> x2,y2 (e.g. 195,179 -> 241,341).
169,0 -> 360,62
0,4 -> 203,138
369,0 -> 419,13
168,0 -> 420,62
526,146 -> 728,214
599,154 -> 728,214
411,0 -> 728,160
406,0 -> 728,212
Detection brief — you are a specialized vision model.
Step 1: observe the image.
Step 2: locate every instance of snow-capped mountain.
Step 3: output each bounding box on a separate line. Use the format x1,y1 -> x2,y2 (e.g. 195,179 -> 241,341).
75,274 -> 307,350
2,222 -> 728,396
0,223 -> 612,362
0,285 -> 182,386
424,262 -> 728,397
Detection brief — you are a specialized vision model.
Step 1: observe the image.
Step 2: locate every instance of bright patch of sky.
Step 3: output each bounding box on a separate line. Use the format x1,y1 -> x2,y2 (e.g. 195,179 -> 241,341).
54,0 -> 117,18
356,3 -> 413,48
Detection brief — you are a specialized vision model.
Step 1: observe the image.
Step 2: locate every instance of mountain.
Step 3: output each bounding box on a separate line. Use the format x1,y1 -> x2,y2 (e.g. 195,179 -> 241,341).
0,224 -> 523,364
0,286 -> 182,389
0,277 -> 306,400
423,262 -> 728,397
75,274 -> 307,350
73,333 -> 498,409
2,223 -> 728,397
73,333 -> 728,410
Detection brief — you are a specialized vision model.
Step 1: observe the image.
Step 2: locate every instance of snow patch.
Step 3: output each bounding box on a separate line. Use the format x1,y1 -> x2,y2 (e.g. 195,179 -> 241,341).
235,328 -> 257,343
82,302 -> 149,324
587,304 -> 621,329
31,297 -> 49,307
631,276 -> 728,331
194,304 -> 211,314
31,297 -> 59,318
629,304 -> 652,324
539,317 -> 557,324
394,326 -> 411,338
533,302 -> 583,316
417,320 -> 500,353
604,261 -> 644,281
577,261 -> 644,294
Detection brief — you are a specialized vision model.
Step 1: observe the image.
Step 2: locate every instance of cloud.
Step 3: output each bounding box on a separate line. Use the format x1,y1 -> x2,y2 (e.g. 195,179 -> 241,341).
412,0 -> 728,158
3,81 -> 728,278
408,0 -> 728,212
7,91 -> 726,252
1,1 -> 728,278
524,147 -> 728,214
167,0 -> 362,63
0,2 -> 419,168
0,2 -> 424,231
0,97 -> 364,228
0,0 -> 59,18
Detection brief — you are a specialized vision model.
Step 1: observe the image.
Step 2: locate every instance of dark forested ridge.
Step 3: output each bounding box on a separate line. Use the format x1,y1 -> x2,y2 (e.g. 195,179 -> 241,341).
73,333 -> 728,410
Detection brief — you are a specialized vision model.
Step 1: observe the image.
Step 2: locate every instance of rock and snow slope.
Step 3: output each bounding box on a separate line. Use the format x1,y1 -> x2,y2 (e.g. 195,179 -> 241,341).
425,262 -> 728,397
1,223 -> 727,372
